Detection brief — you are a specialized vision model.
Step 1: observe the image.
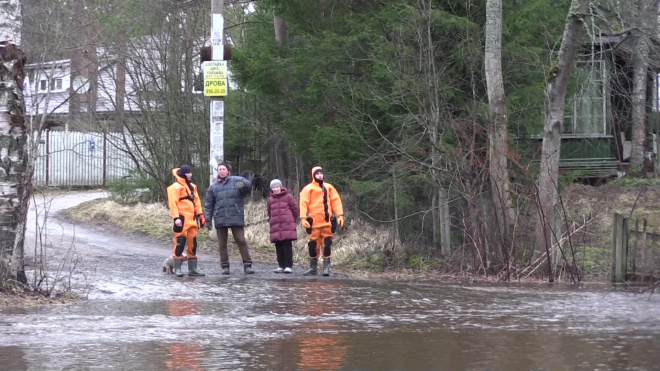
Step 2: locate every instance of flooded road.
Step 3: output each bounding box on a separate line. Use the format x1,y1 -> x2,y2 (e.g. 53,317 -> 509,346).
0,192 -> 659,370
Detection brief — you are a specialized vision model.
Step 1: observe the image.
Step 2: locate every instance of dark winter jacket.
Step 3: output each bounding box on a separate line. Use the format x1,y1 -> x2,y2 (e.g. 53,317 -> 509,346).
204,175 -> 251,227
267,188 -> 299,242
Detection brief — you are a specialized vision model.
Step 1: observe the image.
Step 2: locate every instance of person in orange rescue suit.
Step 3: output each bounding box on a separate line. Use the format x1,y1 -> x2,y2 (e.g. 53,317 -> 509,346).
300,166 -> 344,276
166,165 -> 206,277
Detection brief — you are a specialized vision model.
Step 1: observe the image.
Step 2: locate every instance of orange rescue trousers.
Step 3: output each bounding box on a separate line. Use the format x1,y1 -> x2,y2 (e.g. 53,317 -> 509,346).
308,225 -> 333,259
173,225 -> 199,260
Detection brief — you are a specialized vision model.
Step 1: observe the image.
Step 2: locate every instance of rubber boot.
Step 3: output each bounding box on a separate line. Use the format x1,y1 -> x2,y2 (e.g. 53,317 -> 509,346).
244,264 -> 254,274
174,259 -> 184,277
323,258 -> 331,276
187,259 -> 205,276
221,266 -> 230,275
303,258 -> 318,276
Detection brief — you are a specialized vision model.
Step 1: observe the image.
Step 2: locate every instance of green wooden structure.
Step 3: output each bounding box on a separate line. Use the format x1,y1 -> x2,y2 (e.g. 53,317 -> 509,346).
530,30 -> 660,179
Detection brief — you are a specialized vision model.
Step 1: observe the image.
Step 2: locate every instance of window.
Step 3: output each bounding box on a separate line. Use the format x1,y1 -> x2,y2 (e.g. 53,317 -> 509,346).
39,78 -> 63,91
51,78 -> 63,91
563,60 -> 608,136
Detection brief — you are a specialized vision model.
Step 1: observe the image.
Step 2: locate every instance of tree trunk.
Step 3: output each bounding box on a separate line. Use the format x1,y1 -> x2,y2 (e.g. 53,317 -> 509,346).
274,14 -> 288,47
629,0 -> 659,176
467,194 -> 485,274
485,0 -> 513,275
392,170 -> 400,249
630,38 -> 648,176
438,188 -> 451,256
0,0 -> 21,45
535,0 -> 590,281
417,0 -> 449,256
69,0 -> 85,125
272,13 -> 298,188
86,0 -> 99,120
0,42 -> 27,283
114,29 -> 126,131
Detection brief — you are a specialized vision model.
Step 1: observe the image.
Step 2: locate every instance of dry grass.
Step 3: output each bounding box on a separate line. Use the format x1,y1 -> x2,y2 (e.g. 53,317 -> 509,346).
243,201 -> 392,265
565,181 -> 660,234
0,289 -> 80,308
561,180 -> 660,280
64,199 -> 174,240
65,198 -> 393,265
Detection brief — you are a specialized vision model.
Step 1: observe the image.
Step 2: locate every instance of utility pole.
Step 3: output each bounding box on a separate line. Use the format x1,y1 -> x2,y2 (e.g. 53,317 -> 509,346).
208,0 -> 226,184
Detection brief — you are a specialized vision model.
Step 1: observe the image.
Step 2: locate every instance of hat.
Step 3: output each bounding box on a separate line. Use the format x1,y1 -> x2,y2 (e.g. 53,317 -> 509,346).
270,179 -> 282,188
177,165 -> 192,177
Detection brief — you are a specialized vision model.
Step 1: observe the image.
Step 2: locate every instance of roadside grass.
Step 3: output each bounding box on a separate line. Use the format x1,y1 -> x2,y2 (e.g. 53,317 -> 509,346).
564,181 -> 660,281
0,289 -> 80,308
63,198 -> 394,268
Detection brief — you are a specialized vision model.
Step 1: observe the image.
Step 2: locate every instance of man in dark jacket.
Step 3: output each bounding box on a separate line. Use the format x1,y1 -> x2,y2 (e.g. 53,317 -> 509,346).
204,162 -> 255,274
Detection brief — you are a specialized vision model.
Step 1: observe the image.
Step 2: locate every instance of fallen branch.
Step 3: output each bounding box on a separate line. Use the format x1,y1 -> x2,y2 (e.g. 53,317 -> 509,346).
518,215 -> 595,280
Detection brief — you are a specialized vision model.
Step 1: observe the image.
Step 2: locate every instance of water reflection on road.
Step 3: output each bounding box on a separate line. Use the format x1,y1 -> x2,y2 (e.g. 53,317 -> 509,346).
1,275 -> 658,370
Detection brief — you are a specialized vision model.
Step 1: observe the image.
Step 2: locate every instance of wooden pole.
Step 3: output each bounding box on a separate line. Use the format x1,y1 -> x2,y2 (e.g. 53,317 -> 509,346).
209,0 -> 225,185
612,213 -> 625,282
622,217 -> 629,281
640,219 -> 647,275
45,129 -> 50,186
102,131 -> 107,187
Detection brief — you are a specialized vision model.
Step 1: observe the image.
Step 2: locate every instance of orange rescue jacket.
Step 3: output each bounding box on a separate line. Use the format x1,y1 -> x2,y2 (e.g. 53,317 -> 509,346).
167,168 -> 203,230
299,166 -> 344,228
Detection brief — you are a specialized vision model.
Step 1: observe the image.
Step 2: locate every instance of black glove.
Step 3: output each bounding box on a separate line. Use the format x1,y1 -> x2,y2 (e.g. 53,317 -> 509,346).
173,216 -> 185,233
305,216 -> 313,234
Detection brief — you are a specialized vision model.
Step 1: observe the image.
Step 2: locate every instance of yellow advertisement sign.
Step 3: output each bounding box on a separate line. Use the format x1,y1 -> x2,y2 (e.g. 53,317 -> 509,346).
205,78 -> 227,97
204,61 -> 227,79
203,61 -> 228,96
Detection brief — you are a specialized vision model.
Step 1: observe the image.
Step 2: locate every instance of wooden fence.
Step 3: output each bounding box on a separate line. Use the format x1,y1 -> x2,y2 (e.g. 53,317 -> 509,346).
34,131 -> 136,187
612,213 -> 660,282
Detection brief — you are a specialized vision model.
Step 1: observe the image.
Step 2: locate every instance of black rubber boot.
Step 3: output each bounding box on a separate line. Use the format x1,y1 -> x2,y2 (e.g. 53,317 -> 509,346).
187,259 -> 205,276
221,266 -> 230,275
244,264 -> 254,274
323,258 -> 331,276
303,258 -> 318,276
174,259 -> 184,277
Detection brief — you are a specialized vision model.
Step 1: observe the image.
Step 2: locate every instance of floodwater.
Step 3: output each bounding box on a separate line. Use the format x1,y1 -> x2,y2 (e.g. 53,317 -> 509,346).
1,277 -> 659,370
0,192 -> 658,370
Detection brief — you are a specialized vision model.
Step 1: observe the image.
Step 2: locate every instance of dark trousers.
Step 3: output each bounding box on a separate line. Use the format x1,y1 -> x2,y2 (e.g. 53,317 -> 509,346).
216,227 -> 252,268
275,240 -> 293,268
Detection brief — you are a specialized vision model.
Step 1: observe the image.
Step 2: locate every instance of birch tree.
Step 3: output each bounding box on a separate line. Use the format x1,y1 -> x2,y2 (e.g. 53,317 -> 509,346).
535,0 -> 590,281
629,0 -> 660,175
0,0 -> 27,283
484,0 -> 513,274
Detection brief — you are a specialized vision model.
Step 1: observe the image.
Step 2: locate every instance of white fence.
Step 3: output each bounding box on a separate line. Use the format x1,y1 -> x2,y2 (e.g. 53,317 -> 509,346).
34,131 -> 136,187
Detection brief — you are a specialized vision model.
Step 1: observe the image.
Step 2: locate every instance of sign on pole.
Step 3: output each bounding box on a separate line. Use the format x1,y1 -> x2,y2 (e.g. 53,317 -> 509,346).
209,104 -> 224,171
212,100 -> 224,117
203,61 -> 228,97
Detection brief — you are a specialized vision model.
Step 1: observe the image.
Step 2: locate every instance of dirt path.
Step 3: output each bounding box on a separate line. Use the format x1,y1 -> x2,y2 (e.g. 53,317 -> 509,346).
27,191 -> 203,275
24,191 -> 343,298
